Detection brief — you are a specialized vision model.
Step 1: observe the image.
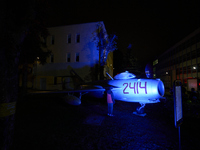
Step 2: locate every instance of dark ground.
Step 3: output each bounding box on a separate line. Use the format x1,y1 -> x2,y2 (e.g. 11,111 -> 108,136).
12,92 -> 200,150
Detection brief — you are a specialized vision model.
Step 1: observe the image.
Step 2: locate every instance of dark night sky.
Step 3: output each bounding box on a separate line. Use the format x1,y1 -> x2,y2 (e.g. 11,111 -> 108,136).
45,0 -> 200,65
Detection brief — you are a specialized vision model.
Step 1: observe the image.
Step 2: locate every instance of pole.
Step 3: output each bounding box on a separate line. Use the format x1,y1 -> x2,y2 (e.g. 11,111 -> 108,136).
178,126 -> 181,150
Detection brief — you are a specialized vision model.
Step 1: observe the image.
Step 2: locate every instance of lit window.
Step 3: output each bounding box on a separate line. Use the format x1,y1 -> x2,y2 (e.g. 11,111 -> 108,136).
67,34 -> 71,43
51,35 -> 55,45
166,72 -> 168,74
76,53 -> 79,62
76,34 -> 80,43
193,66 -> 196,69
37,57 -> 39,60
66,53 -> 70,62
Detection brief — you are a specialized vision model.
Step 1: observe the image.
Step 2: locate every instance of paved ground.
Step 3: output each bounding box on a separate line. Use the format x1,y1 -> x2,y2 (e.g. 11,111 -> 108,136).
13,93 -> 200,150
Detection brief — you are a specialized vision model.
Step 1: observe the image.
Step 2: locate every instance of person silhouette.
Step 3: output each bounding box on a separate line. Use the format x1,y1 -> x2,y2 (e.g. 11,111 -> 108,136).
107,89 -> 115,116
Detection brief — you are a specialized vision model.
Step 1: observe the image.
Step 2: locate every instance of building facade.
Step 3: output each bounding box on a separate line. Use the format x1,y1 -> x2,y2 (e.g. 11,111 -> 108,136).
32,21 -> 113,90
154,27 -> 200,92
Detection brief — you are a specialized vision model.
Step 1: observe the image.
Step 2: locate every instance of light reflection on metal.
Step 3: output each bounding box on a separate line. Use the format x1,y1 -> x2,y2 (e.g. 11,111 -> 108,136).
114,71 -> 136,79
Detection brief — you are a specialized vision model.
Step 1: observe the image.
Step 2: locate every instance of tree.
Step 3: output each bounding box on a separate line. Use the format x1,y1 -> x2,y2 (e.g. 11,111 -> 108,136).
123,44 -> 141,76
19,9 -> 51,95
113,49 -> 124,75
0,0 -> 50,149
93,22 -> 117,80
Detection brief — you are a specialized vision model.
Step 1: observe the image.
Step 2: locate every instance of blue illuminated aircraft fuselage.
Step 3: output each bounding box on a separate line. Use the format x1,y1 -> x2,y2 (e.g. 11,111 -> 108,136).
78,71 -> 165,104
108,78 -> 165,104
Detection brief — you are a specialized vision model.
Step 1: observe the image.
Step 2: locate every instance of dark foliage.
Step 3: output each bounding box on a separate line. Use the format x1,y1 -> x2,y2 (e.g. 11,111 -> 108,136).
0,0 -> 50,149
93,22 -> 117,79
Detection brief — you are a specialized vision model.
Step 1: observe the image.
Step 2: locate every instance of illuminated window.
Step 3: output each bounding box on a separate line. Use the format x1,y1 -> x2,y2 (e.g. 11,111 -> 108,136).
76,34 -> 80,43
166,71 -> 168,74
193,66 -> 196,69
66,53 -> 71,62
51,35 -> 55,45
67,34 -> 71,43
75,53 -> 79,62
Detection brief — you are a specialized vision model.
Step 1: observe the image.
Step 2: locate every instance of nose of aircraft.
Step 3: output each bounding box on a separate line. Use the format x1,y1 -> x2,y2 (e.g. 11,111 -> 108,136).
158,80 -> 165,97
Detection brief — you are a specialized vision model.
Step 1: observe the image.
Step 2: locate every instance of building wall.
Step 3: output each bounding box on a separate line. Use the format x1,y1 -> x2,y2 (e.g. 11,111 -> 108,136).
154,27 -> 200,91
32,21 -> 113,90
46,22 -> 101,64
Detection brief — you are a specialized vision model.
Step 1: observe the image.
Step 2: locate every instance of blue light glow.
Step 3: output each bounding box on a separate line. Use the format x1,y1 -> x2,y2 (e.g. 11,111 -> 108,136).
114,71 -> 136,79
108,72 -> 165,103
